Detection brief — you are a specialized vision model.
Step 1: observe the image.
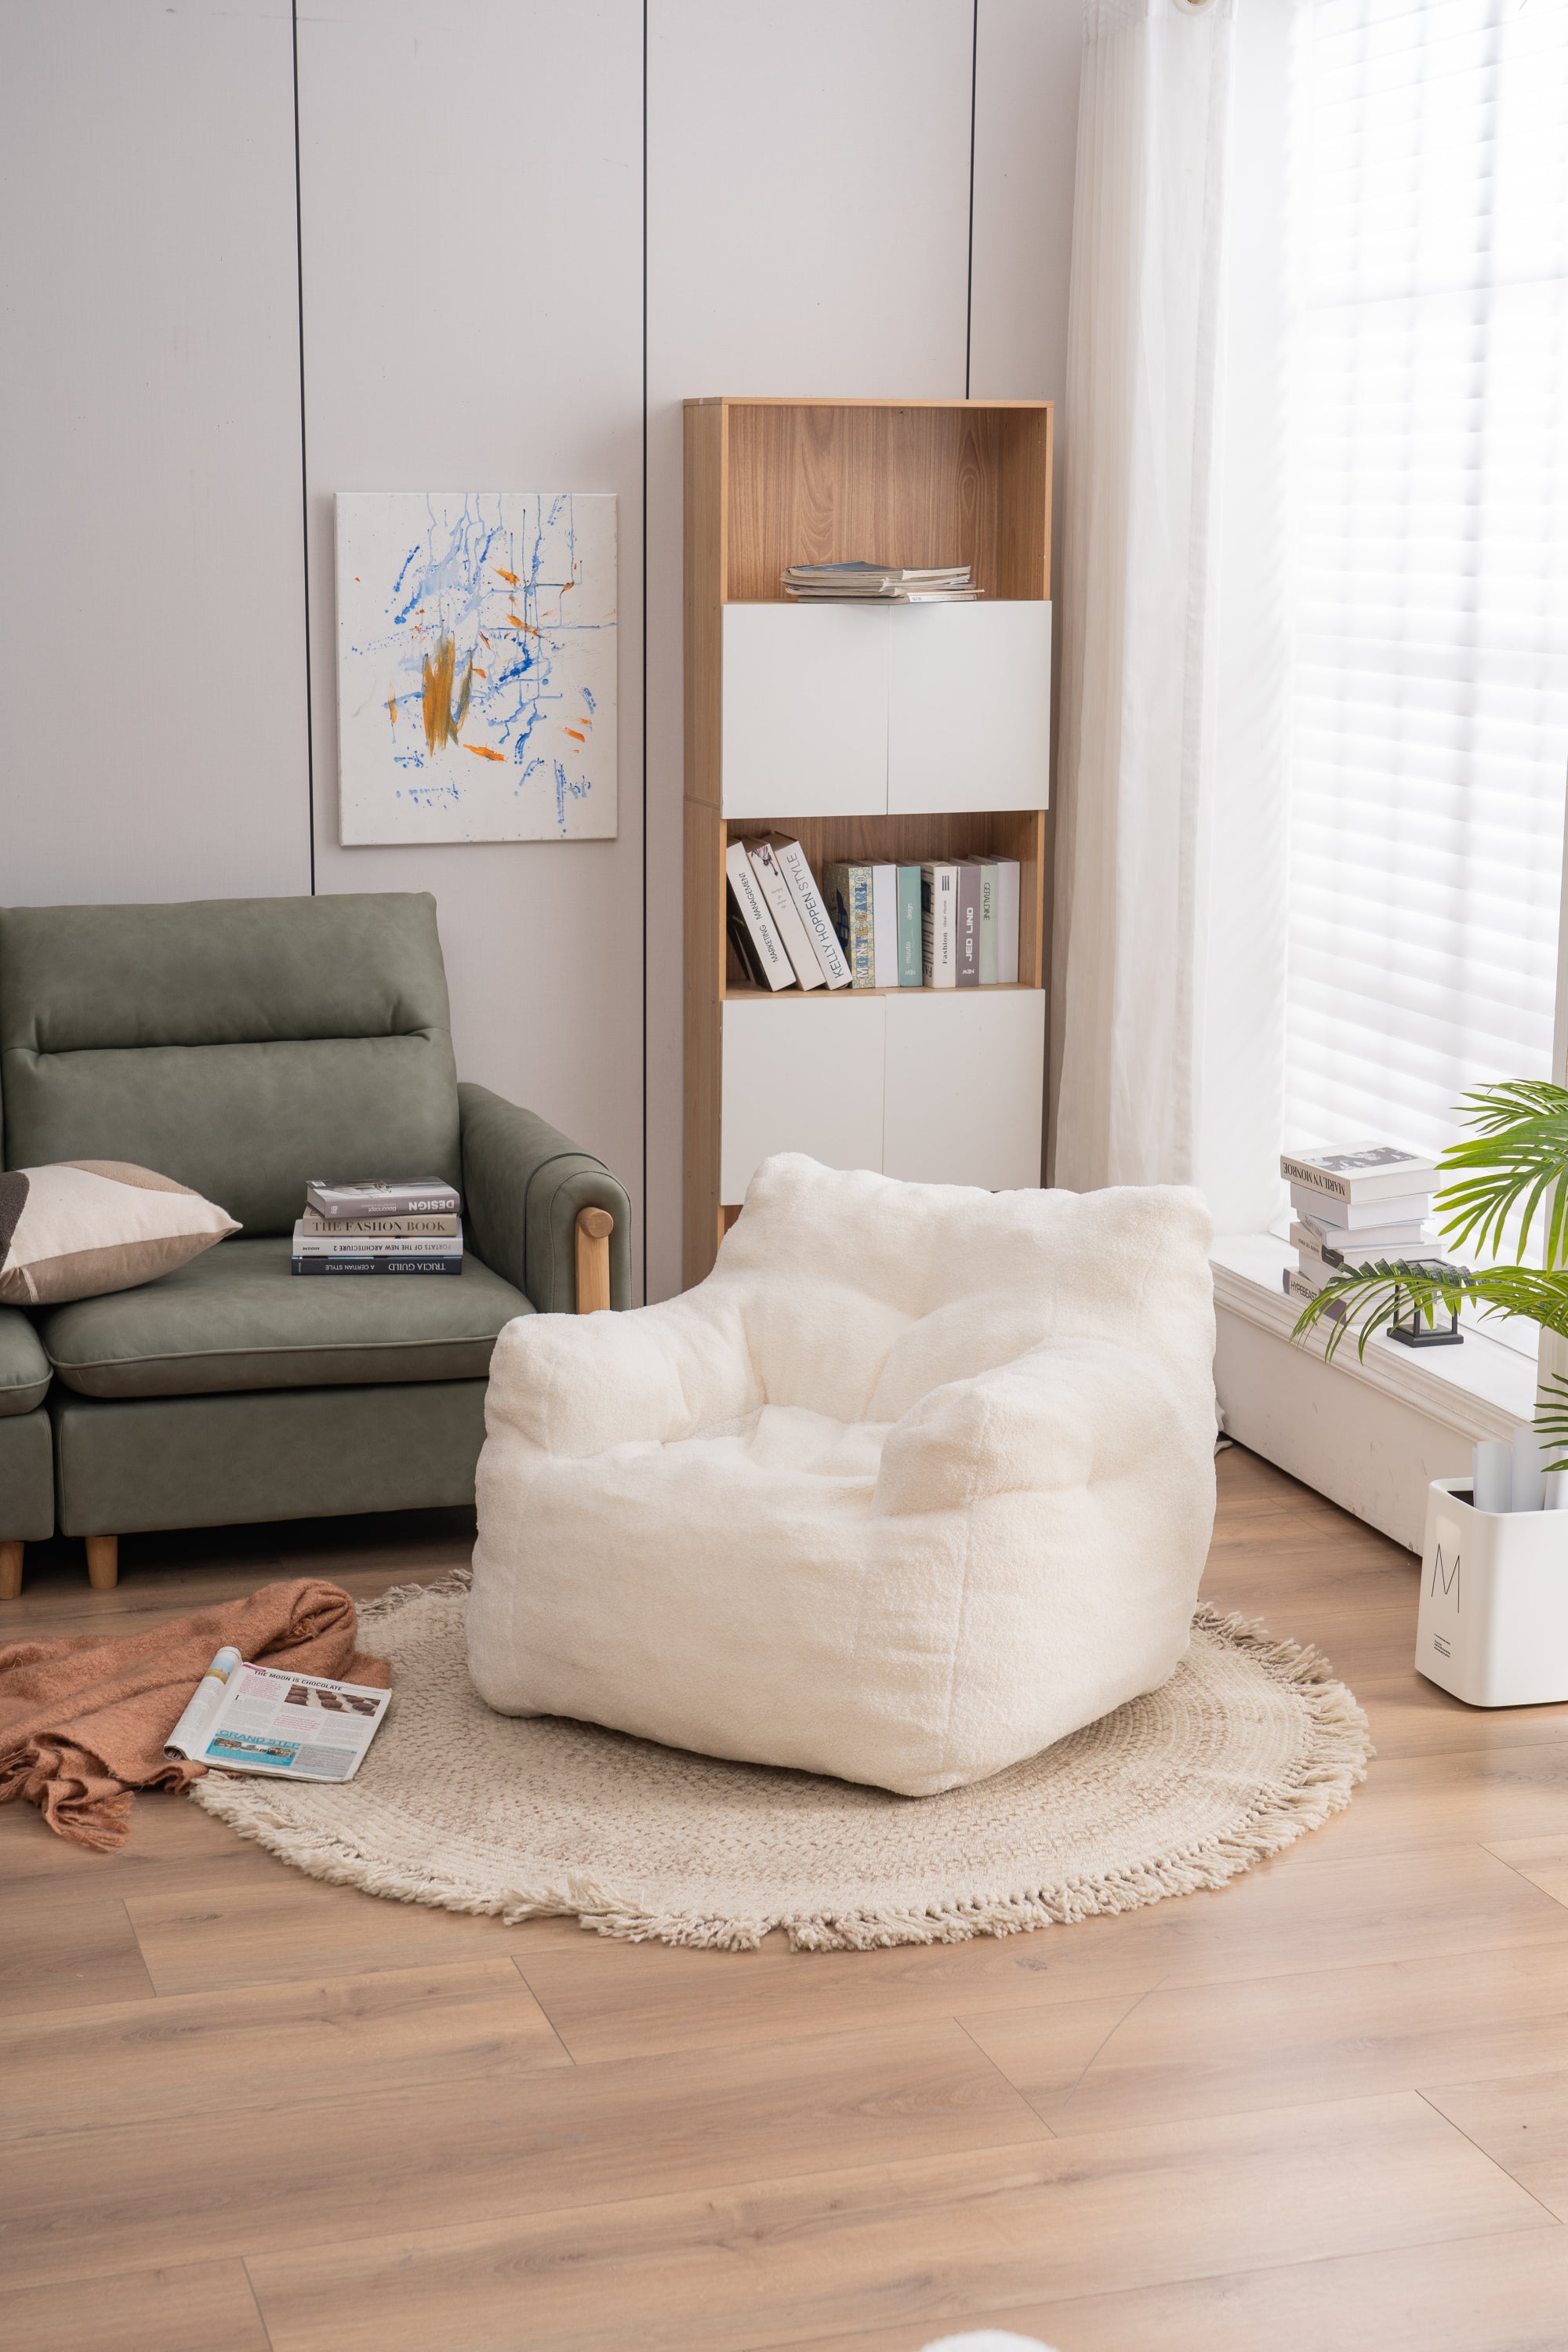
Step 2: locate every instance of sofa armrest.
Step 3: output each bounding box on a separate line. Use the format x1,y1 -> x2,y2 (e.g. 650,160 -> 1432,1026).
458,1083 -> 631,1315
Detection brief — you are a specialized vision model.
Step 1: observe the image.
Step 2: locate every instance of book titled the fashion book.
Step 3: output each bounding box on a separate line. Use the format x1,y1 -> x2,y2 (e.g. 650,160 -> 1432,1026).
306,1179 -> 462,1221
296,1211 -> 459,1238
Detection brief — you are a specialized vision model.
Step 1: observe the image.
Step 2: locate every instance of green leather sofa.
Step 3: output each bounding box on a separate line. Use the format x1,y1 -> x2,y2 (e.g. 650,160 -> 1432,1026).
0,891 -> 630,1594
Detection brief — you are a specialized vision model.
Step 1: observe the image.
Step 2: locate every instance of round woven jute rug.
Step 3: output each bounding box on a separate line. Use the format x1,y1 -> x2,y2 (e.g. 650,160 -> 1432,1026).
191,1574 -> 1372,1951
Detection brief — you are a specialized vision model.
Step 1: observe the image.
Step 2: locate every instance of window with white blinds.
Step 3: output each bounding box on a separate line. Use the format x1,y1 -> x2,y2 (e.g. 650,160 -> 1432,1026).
1283,0 -> 1568,1178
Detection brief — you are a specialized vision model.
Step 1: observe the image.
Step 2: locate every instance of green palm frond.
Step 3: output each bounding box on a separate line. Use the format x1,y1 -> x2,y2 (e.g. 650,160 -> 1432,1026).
1433,1081 -> 1568,1265
1289,1261 -> 1568,1363
1533,1373 -> 1568,1477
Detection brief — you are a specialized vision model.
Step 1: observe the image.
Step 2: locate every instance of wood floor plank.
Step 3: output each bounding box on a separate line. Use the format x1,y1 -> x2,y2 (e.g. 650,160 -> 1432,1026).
0,1957 -> 570,2141
124,1870 -> 526,1992
1287,1740 -> 1568,1858
0,1879 -> 155,2017
0,2016 -> 1049,2291
241,2092 -> 1546,2352
1485,1831 -> 1568,1907
1354,1675 -> 1568,1760
962,1937 -> 1568,2136
0,2258 -> 270,2352
1424,2070 -> 1568,2220
797,2223 -> 1568,2352
514,1841 -> 1568,2063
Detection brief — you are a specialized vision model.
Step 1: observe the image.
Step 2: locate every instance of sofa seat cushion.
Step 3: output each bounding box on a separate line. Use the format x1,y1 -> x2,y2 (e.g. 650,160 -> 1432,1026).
0,1305 -> 51,1416
40,1236 -> 532,1399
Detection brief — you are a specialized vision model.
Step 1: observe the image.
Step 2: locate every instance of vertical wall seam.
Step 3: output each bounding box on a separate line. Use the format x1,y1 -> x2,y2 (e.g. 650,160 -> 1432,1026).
640,0 -> 649,1300
965,0 -> 978,397
291,0 -> 316,892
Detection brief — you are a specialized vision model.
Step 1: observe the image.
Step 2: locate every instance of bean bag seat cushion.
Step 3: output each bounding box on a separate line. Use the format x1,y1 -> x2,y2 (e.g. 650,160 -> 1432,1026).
469,1155 -> 1218,1797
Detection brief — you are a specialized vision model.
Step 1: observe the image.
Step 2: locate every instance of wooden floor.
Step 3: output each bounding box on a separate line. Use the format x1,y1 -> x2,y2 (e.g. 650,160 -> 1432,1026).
5,1448 -> 1568,2350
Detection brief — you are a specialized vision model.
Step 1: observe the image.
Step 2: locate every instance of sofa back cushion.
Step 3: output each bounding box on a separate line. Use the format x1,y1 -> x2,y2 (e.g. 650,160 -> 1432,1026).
0,895 -> 460,1236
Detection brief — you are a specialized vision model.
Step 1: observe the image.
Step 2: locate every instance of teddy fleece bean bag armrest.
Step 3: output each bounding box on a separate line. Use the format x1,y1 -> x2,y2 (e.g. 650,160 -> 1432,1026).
469,1154 -> 1218,1798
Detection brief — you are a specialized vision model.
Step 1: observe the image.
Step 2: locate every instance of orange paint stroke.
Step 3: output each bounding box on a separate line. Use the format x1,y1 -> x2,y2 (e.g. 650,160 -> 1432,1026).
506,615 -> 540,636
564,730 -> 586,745
479,632 -> 491,647
387,696 -> 397,726
420,634 -> 474,752
473,667 -> 487,680
493,566 -> 520,585
466,743 -> 505,762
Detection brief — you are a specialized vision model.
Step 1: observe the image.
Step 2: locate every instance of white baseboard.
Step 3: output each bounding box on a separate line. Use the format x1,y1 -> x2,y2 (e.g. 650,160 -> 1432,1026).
1212,1233 -> 1537,1555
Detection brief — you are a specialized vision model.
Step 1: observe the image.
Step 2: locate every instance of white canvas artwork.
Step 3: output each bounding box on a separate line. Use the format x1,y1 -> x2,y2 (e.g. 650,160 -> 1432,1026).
335,492 -> 616,844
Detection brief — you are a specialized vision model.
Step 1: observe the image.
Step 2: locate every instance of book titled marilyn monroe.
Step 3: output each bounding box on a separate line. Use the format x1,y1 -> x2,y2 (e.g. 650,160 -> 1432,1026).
305,1178 -> 461,1221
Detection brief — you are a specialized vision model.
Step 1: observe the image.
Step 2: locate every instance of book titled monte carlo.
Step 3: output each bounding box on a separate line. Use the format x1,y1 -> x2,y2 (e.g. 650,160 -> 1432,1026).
1278,1145 -> 1439,1207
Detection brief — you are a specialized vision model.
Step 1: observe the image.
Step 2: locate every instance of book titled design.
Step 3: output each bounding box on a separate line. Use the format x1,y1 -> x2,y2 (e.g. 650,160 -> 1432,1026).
1279,1144 -> 1439,1205
921,862 -> 959,988
871,863 -> 899,989
746,839 -> 825,989
306,1179 -> 461,1221
764,836 -> 851,988
724,839 -> 794,992
825,861 -> 876,989
955,863 -> 982,989
896,864 -> 923,986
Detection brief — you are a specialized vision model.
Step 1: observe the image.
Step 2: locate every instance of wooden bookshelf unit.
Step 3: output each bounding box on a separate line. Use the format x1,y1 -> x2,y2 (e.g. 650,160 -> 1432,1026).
684,397 -> 1054,1288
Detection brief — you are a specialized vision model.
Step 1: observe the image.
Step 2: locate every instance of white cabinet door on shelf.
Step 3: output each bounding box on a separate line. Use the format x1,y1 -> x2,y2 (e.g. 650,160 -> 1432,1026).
720,994 -> 887,1200
720,604 -> 889,817
882,989 -> 1046,1189
887,602 -> 1051,814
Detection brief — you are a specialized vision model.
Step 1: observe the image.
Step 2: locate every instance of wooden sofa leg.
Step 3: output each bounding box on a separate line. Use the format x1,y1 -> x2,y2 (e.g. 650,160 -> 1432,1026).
575,1207 -> 614,1314
0,1541 -> 22,1601
85,1536 -> 119,1592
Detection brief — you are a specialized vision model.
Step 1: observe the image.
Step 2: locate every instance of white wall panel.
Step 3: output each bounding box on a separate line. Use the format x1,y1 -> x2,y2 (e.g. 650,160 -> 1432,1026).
296,0 -> 644,1270
0,0 -> 309,905
644,0 -> 976,1297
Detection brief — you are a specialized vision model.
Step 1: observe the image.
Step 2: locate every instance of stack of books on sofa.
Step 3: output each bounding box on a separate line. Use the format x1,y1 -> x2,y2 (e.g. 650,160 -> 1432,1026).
1280,1142 -> 1445,1313
291,1178 -> 463,1276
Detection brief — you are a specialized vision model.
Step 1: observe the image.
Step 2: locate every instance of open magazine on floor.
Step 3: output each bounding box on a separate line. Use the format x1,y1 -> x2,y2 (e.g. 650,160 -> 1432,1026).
165,1646 -> 390,1781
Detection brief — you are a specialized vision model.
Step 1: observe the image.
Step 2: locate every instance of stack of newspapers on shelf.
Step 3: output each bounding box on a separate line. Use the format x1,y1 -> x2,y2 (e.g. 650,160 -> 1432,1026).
727,834 -> 1021,993
1280,1143 -> 1446,1318
291,1178 -> 463,1276
781,561 -> 979,604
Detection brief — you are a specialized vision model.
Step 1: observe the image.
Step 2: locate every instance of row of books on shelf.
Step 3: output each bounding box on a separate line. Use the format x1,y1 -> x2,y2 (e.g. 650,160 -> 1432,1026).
290,1178 -> 463,1276
1276,1143 -> 1447,1314
728,835 -> 1022,993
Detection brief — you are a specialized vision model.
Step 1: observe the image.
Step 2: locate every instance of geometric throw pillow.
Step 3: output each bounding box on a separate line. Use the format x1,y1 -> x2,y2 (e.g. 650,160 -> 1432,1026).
0,1161 -> 240,1307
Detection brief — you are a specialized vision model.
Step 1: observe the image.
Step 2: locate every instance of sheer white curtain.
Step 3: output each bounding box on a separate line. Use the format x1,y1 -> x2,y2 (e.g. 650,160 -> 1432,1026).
1051,0 -> 1292,1230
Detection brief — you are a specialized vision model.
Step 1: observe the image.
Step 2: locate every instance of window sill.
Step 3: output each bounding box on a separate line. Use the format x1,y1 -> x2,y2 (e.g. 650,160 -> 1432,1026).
1210,1232 -> 1534,1551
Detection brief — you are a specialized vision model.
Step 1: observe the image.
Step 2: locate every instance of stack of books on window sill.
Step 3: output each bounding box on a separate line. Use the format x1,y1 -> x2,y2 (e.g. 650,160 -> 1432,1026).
1279,1143 -> 1445,1315
780,562 -> 979,604
291,1179 -> 463,1276
727,836 -> 1021,993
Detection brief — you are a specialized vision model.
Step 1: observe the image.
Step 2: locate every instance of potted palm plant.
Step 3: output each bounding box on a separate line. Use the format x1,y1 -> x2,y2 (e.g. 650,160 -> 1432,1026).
1292,1081 -> 1568,1706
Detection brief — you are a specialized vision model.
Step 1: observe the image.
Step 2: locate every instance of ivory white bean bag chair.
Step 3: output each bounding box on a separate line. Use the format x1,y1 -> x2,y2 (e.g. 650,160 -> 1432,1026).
469,1155 -> 1218,1797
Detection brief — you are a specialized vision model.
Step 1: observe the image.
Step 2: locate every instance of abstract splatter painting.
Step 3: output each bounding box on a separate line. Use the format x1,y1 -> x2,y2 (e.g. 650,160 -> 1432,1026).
335,492 -> 616,843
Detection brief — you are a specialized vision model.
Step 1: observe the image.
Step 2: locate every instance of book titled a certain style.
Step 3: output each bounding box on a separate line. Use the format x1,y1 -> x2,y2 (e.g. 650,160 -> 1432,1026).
165,1648 -> 390,1782
306,1178 -> 462,1221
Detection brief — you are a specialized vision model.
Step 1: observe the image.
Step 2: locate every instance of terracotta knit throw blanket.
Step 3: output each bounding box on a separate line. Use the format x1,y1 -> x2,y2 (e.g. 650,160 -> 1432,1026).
0,1581 -> 390,1850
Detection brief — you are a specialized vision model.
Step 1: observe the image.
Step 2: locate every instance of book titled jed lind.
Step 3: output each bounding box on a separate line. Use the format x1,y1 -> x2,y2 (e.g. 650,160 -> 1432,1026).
1279,1144 -> 1439,1207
